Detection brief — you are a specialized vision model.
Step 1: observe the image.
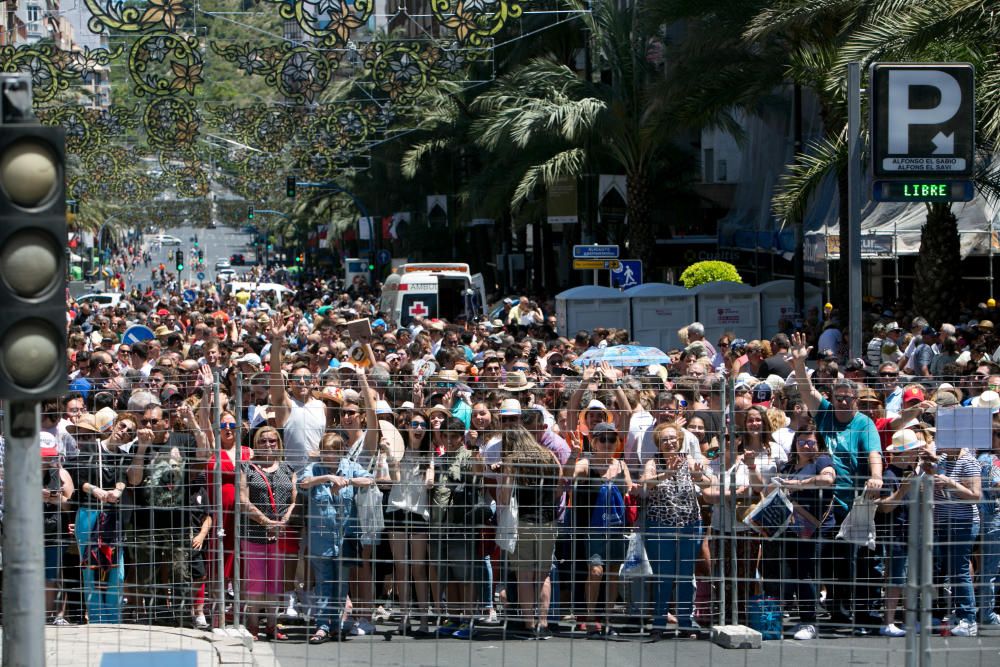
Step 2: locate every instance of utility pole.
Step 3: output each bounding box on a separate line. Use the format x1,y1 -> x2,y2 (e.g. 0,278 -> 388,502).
847,63 -> 863,359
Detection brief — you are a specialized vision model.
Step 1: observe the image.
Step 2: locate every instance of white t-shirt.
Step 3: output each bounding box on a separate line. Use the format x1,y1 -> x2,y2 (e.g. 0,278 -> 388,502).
710,442 -> 787,532
282,398 -> 326,471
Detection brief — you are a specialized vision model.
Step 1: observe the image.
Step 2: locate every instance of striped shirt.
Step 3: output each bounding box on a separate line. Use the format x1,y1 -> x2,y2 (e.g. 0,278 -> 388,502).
933,451 -> 980,525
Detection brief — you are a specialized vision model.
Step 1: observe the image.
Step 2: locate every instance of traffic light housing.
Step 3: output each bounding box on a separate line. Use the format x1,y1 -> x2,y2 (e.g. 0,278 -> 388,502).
247,205 -> 254,220
0,90 -> 67,399
367,253 -> 376,272
286,176 -> 296,198
175,249 -> 184,271
296,253 -> 304,264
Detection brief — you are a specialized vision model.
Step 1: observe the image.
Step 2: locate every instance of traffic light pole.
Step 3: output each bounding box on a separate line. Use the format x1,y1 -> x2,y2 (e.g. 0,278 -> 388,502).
2,401 -> 45,667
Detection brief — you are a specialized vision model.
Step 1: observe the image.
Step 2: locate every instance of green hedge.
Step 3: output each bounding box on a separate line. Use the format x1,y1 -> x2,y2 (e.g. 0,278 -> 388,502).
679,260 -> 742,288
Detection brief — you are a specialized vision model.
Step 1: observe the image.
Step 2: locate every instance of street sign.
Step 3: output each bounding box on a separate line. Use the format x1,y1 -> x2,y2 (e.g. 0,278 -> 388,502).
122,325 -> 155,345
873,179 -> 974,202
573,244 -> 619,260
573,259 -> 620,270
376,249 -> 391,266
182,289 -> 197,303
196,271 -> 205,281
610,260 -> 642,288
871,63 -> 975,178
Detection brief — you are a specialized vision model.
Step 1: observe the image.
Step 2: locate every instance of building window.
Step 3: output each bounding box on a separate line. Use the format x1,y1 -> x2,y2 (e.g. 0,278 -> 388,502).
703,148 -> 714,183
717,159 -> 728,182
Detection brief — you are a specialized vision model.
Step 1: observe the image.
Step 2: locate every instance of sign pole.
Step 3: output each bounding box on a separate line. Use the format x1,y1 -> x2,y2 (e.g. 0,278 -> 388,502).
848,62 -> 863,360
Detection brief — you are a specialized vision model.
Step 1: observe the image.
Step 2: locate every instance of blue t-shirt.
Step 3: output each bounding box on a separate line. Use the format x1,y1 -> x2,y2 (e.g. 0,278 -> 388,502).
301,459 -> 372,557
813,398 -> 882,510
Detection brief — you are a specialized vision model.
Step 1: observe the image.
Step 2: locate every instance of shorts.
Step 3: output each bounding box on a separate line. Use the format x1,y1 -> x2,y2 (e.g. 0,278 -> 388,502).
429,530 -> 473,581
385,511 -> 430,534
44,545 -> 62,581
511,521 -> 556,573
887,545 -> 908,586
587,533 -> 627,568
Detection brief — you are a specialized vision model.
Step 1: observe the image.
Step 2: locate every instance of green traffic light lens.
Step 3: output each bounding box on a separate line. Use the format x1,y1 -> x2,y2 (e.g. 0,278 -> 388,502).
0,229 -> 60,298
0,139 -> 58,208
3,319 -> 59,388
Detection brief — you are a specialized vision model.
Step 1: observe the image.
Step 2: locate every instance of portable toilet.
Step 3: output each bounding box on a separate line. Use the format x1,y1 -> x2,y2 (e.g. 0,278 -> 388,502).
625,283 -> 697,351
691,281 -> 762,343
555,285 -> 630,337
757,280 -> 823,335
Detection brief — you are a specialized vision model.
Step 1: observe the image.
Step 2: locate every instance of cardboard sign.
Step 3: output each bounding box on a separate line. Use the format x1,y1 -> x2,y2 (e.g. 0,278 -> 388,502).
935,406 -> 992,450
347,318 -> 372,342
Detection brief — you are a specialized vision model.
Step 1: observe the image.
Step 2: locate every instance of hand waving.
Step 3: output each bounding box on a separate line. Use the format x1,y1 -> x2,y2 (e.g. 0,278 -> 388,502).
789,332 -> 812,365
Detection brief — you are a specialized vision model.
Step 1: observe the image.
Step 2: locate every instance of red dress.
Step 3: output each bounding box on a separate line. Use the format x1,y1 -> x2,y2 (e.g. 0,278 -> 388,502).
206,445 -> 252,580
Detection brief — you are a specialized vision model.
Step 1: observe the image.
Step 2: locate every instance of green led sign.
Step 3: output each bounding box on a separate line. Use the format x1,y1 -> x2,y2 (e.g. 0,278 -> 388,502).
873,180 -> 974,203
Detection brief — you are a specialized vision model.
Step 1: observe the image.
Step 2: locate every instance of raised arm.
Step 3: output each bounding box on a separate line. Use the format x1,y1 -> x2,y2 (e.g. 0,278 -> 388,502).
789,332 -> 822,415
268,317 -> 293,426
359,355 -> 381,453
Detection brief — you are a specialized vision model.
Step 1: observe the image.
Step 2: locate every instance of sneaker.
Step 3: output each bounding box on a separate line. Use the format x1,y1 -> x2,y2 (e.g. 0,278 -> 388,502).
793,624 -> 818,641
452,623 -> 473,639
535,625 -> 553,640
351,619 -> 375,636
436,619 -> 459,636
479,609 -> 500,625
981,611 -> 1000,625
417,617 -> 429,634
284,594 -> 299,619
52,616 -> 70,627
372,606 -> 391,623
879,624 -> 906,638
951,620 -> 978,637
193,614 -> 210,631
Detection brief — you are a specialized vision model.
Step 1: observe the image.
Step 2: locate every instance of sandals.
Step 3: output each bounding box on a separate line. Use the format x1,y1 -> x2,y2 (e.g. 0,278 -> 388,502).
267,625 -> 289,641
309,630 -> 330,645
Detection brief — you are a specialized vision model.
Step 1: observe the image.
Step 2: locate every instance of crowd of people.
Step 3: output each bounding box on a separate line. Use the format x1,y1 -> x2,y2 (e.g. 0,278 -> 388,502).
14,261 -> 1000,644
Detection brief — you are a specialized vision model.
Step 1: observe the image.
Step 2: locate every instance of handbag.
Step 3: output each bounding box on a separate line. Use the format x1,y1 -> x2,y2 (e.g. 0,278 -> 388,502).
619,531 -> 652,578
495,483 -> 518,553
836,494 -> 877,550
353,457 -> 385,546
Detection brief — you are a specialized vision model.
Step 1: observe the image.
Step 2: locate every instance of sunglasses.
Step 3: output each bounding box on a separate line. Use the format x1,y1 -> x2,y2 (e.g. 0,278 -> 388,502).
705,447 -> 720,459
220,422 -> 237,430
341,410 -> 360,417
833,395 -> 856,403
879,372 -> 899,377
140,418 -> 160,425
410,420 -> 427,429
797,439 -> 819,447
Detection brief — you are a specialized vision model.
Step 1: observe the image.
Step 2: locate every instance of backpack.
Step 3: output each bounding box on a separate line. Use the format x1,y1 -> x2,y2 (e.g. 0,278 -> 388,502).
146,447 -> 185,508
590,480 -> 625,530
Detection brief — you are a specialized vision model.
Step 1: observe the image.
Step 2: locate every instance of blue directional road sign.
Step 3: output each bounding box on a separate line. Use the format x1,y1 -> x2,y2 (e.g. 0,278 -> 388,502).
573,244 -> 619,260
376,249 -> 391,266
611,260 -> 643,289
197,271 -> 205,281
183,289 -> 197,303
122,325 -> 155,345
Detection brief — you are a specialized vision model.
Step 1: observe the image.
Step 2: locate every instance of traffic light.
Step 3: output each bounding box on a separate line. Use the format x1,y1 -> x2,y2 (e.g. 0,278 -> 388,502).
247,205 -> 254,220
367,253 -> 375,272
0,78 -> 67,399
296,253 -> 304,264
175,249 -> 184,271
286,176 -> 296,198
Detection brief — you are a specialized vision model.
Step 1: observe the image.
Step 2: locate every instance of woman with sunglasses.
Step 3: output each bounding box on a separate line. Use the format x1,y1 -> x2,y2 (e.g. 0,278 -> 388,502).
768,426 -> 836,640
640,421 -> 714,637
239,427 -> 297,640
202,407 -> 252,601
73,414 -> 131,623
300,432 -> 376,643
385,408 -> 434,634
570,421 -> 631,636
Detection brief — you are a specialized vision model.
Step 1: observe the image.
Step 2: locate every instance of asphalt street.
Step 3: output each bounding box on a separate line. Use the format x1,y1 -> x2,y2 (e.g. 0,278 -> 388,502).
142,223 -> 258,290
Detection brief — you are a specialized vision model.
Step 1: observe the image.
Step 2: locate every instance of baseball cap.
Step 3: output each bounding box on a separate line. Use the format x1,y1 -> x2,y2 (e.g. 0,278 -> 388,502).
235,352 -> 262,367
902,386 -> 925,404
921,326 -> 937,337
591,422 -> 617,437
375,400 -> 393,416
751,383 -> 773,406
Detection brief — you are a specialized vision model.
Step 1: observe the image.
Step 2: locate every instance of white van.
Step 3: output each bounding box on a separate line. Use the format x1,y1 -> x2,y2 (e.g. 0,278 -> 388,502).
223,281 -> 293,305
380,263 -> 487,327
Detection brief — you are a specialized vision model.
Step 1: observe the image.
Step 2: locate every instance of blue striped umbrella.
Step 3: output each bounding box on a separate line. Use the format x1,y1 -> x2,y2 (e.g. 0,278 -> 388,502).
572,344 -> 671,367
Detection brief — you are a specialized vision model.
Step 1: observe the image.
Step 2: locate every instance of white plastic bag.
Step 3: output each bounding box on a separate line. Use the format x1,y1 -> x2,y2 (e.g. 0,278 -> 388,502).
836,494 -> 877,550
619,532 -> 652,578
741,486 -> 794,539
495,494 -> 518,553
355,485 -> 384,546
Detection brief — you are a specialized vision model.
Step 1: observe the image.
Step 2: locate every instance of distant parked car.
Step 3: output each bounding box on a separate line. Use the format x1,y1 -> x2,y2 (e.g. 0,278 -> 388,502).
151,234 -> 182,246
217,268 -> 237,281
215,258 -> 231,270
230,253 -> 246,266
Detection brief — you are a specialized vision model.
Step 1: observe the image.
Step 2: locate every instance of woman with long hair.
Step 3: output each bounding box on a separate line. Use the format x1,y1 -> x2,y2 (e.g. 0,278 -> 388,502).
299,432 -> 376,643
770,426 -> 836,641
239,426 -> 297,640
498,426 -> 561,638
384,408 -> 434,634
640,421 -> 715,637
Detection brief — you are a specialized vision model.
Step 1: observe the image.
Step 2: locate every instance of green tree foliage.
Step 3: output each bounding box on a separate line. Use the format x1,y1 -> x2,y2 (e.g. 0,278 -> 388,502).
912,204 -> 962,325
679,261 -> 743,288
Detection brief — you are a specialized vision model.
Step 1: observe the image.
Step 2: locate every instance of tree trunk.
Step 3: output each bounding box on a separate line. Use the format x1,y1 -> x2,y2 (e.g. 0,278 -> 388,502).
913,203 -> 962,325
626,172 -> 654,275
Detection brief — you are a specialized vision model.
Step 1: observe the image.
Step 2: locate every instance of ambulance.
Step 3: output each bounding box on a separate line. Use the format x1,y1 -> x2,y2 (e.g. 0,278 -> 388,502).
380,263 -> 487,327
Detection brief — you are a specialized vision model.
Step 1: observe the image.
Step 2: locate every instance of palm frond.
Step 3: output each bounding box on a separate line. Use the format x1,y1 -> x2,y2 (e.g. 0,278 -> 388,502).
401,138 -> 455,179
772,132 -> 846,225
744,0 -> 859,43
511,148 -> 586,209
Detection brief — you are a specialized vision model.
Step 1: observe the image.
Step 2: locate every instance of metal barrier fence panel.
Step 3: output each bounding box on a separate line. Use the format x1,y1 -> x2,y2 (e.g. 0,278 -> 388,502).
15,372 -> 1000,665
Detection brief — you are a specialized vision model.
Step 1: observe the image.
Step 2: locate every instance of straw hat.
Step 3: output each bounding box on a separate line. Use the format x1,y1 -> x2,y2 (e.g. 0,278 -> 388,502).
973,390 -> 1000,412
498,370 -> 535,392
93,407 -> 118,433
887,429 -> 921,452
67,413 -> 102,435
498,398 -> 522,416
426,404 -> 451,419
